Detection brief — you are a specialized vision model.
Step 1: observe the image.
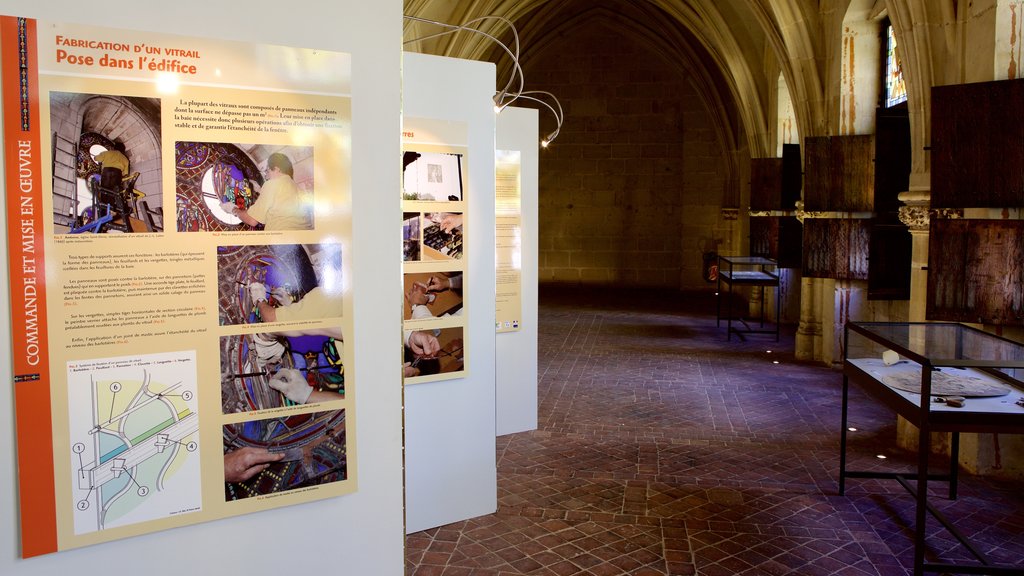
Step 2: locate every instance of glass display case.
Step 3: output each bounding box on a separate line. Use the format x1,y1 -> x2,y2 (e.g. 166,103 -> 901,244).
840,321 -> 1024,576
715,256 -> 779,341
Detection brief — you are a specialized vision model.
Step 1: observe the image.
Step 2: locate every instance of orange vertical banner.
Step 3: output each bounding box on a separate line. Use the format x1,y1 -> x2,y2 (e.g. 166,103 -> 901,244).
2,16 -> 57,557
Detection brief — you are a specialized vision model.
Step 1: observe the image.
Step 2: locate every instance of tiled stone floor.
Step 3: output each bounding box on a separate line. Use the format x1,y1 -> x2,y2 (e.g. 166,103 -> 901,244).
405,287 -> 1024,575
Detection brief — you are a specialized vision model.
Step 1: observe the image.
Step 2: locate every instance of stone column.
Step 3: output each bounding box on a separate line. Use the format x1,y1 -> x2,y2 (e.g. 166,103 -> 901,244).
795,277 -> 821,361
896,190 -> 961,322
895,190 -> 933,453
793,203 -> 820,361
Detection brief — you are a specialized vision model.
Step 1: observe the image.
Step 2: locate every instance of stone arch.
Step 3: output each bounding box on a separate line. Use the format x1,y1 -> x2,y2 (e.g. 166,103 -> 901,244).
886,0 -> 956,188
488,3 -> 777,220
406,1 -> 774,158
536,23 -> 735,286
748,0 -> 826,142
777,72 -> 798,157
503,6 -> 742,172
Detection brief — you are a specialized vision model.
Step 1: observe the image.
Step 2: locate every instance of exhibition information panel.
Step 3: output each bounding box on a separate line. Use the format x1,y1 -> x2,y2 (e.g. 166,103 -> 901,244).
2,16 -> 356,556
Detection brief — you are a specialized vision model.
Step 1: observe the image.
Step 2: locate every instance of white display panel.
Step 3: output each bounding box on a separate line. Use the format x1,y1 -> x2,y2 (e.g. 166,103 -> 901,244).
496,106 -> 539,435
402,51 -> 497,534
1,1 -> 404,574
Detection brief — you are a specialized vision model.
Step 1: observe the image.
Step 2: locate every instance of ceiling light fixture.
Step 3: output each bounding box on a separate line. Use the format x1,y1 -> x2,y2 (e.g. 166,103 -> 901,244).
404,15 -> 524,111
516,91 -> 563,147
403,15 -> 563,147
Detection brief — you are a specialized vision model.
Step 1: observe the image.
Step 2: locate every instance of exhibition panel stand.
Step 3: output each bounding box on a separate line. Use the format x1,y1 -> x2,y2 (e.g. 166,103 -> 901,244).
495,106 -> 538,436
1,1 -> 406,575
402,51 -> 498,533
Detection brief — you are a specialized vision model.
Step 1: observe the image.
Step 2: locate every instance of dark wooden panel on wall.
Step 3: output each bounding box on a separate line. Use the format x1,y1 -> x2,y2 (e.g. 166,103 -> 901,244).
874,106 -> 911,217
804,135 -> 874,212
931,78 -> 1024,208
749,216 -> 802,269
927,219 -> 1024,325
750,144 -> 802,212
781,143 -> 802,210
867,221 -> 911,300
778,217 -> 803,269
750,158 -> 783,211
802,218 -> 870,279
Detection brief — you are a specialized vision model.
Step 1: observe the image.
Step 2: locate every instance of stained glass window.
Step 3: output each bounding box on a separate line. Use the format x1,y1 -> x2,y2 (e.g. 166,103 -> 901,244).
884,24 -> 907,107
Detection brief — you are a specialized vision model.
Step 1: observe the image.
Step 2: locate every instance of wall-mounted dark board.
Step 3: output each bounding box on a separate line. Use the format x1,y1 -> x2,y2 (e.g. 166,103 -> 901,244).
781,143 -> 802,210
874,106 -> 911,218
867,221 -> 911,300
931,78 -> 1024,208
750,216 -> 802,269
750,144 -> 802,212
804,135 -> 874,212
802,218 -> 870,279
927,218 -> 1024,325
750,158 -> 783,211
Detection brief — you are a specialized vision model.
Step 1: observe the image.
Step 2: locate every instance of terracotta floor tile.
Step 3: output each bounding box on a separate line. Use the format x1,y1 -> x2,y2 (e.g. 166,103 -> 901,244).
406,288 -> 1024,575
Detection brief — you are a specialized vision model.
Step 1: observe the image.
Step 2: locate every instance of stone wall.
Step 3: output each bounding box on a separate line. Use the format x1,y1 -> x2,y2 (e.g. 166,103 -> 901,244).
526,21 -> 734,289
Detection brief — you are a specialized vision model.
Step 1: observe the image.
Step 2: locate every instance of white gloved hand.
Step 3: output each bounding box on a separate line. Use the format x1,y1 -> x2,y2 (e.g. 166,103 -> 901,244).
271,286 -> 293,306
220,201 -> 238,215
249,282 -> 267,304
252,332 -> 285,364
268,368 -> 312,404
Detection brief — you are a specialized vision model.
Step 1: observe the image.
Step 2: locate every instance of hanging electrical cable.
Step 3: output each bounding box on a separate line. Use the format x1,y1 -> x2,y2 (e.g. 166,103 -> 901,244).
402,14 -> 563,146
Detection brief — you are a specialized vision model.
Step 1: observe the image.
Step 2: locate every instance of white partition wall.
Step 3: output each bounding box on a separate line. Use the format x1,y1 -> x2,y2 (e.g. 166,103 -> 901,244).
496,107 -> 539,435
402,52 -> 498,533
1,2 -> 405,575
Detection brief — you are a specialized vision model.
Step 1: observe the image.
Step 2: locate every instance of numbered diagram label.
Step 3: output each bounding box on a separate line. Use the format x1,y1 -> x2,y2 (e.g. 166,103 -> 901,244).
67,350 -> 201,535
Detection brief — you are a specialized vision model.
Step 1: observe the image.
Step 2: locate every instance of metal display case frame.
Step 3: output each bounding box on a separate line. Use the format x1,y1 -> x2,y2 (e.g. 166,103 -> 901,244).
840,321 -> 1024,575
715,255 -> 780,341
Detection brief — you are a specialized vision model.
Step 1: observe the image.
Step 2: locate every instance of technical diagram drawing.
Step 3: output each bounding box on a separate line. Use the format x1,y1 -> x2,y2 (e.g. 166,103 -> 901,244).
68,351 -> 201,534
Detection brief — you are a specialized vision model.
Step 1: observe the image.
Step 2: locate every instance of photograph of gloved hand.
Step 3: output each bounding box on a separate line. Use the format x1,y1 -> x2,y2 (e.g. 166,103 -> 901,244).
269,367 -> 313,403
216,243 -> 342,328
220,332 -> 345,414
267,367 -> 345,405
217,242 -> 345,414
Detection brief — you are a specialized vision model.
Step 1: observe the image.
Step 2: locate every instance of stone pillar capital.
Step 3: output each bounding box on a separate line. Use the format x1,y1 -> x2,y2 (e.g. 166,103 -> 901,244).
794,201 -> 829,224
897,205 -> 931,230
895,190 -> 963,231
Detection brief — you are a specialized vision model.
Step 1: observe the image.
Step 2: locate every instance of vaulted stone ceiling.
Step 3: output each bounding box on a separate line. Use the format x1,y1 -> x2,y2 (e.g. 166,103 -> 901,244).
403,0 -> 826,158
404,0 -> 964,181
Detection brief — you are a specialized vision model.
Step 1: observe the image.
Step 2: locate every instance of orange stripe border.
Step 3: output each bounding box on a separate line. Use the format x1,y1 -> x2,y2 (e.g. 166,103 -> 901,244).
2,15 -> 57,558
